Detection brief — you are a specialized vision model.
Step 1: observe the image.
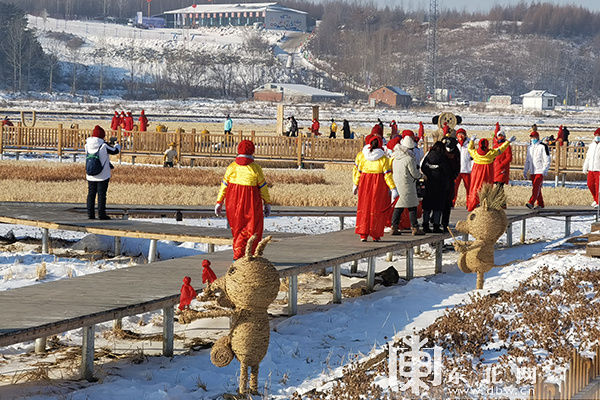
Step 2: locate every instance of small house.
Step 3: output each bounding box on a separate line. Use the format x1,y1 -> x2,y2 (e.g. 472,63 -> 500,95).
368,86 -> 412,108
520,90 -> 557,111
253,83 -> 345,103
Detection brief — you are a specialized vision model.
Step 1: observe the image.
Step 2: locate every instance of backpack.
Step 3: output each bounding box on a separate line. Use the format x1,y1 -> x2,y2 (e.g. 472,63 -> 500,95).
86,145 -> 105,176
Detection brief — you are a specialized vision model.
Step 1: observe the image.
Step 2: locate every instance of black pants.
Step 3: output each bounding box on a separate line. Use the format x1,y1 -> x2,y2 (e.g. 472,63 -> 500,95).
392,207 -> 418,229
87,179 -> 109,219
423,209 -> 442,227
164,161 -> 174,168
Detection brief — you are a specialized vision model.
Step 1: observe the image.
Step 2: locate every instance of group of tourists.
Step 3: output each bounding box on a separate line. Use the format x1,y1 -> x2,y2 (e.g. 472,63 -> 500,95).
110,110 -> 149,132
284,117 -> 353,139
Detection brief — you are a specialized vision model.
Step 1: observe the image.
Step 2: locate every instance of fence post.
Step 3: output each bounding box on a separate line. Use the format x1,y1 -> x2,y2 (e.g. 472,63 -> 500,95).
296,136 -> 303,168
57,124 -> 63,158
191,128 -> 196,157
251,130 -> 255,141
238,130 -> 243,141
0,124 -> 3,155
17,122 -> 22,147
555,143 -> 561,187
176,128 -> 182,163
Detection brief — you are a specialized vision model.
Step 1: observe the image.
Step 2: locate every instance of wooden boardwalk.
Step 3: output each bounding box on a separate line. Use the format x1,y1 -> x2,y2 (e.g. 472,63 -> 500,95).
0,202 -> 596,380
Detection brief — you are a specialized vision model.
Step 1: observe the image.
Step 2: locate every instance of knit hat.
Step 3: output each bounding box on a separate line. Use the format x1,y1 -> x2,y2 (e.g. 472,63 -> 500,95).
92,125 -> 105,139
496,130 -> 506,137
401,129 -> 415,138
401,135 -> 416,149
387,136 -> 401,150
595,128 -> 600,136
237,140 -> 255,155
183,276 -> 191,285
371,124 -> 383,137
530,131 -> 540,138
366,134 -> 381,150
456,128 -> 466,136
477,138 -> 489,155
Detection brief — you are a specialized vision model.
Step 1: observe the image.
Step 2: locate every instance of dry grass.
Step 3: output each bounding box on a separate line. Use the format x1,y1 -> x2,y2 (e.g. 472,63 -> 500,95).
35,262 -> 47,281
0,160 -> 591,206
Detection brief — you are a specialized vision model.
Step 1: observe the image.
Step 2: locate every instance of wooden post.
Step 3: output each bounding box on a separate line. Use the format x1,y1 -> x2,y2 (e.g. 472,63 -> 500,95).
113,318 -> 122,330
405,247 -> 414,279
521,219 -> 526,244
176,128 -> 182,162
338,217 -> 344,230
35,337 -> 46,354
332,264 -> 342,303
81,325 -> 95,381
311,105 -> 319,121
57,124 -> 63,158
565,216 -> 571,237
366,256 -> 376,290
238,130 -> 243,141
276,104 -> 285,136
350,260 -> 358,274
287,274 -> 298,316
386,252 -> 393,262
148,239 -> 157,263
296,135 -> 303,168
17,122 -> 22,148
434,241 -> 443,274
0,124 -> 4,155
41,228 -> 49,254
117,126 -> 122,164
191,128 -> 196,156
162,306 -> 174,357
251,130 -> 255,141
506,222 -> 513,247
207,243 -> 215,253
114,237 -> 121,256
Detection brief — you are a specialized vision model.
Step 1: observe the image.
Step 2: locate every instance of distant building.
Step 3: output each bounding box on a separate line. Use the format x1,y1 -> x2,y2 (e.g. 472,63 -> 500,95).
163,2 -> 311,32
521,90 -> 557,111
434,88 -> 456,102
488,95 -> 512,107
368,86 -> 412,108
253,83 -> 345,103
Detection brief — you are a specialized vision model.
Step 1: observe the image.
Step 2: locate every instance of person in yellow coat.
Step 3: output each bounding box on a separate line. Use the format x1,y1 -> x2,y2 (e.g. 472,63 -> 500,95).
215,140 -> 271,260
466,134 -> 515,211
353,132 -> 398,242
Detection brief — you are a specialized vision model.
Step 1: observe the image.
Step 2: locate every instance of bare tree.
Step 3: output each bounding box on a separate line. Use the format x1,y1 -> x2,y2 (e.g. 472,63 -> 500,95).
66,37 -> 84,95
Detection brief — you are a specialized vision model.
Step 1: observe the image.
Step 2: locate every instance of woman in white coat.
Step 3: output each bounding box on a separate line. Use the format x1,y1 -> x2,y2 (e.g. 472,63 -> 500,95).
85,125 -> 121,219
583,128 -> 600,207
390,134 -> 424,236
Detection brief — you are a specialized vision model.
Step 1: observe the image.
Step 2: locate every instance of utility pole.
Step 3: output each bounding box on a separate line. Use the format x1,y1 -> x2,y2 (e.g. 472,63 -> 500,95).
426,0 -> 438,101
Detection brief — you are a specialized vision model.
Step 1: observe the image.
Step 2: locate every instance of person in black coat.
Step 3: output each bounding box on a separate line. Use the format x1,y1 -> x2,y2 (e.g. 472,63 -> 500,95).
342,119 -> 351,139
441,136 -> 461,232
290,116 -> 298,137
421,141 -> 452,233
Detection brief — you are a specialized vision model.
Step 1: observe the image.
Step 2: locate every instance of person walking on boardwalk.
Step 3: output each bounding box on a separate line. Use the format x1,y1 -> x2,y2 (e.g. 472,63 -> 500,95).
289,116 -> 298,137
493,131 -> 512,191
215,140 -> 271,260
453,128 -> 472,207
523,130 -> 551,209
353,132 -> 398,241
466,135 -> 514,211
329,118 -> 337,138
139,109 -> 149,132
342,119 -> 352,139
389,135 -> 424,236
583,128 -> 600,207
163,142 -> 178,167
85,125 -> 120,220
421,141 -> 452,233
110,111 -> 119,131
224,114 -> 233,136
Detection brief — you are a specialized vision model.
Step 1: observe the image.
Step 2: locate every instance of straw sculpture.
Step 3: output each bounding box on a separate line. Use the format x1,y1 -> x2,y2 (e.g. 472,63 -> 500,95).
452,184 -> 508,289
199,234 -> 280,395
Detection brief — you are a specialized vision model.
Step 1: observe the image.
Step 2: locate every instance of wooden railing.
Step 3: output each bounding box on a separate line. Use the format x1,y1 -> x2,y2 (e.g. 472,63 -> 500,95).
0,124 -> 590,171
531,345 -> 600,399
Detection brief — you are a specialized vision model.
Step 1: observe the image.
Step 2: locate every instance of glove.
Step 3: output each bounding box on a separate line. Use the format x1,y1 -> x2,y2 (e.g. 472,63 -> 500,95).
391,188 -> 399,203
509,136 -> 517,143
264,204 -> 271,218
352,185 -> 358,195
214,203 -> 222,217
471,134 -> 477,141
522,171 -> 528,180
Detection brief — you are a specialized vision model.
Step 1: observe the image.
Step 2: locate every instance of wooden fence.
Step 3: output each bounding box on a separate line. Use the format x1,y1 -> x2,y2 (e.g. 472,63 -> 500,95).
0,124 -> 590,171
531,345 -> 600,399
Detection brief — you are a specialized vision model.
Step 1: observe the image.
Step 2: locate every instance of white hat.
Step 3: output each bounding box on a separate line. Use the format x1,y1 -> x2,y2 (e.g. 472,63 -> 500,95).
401,135 -> 416,149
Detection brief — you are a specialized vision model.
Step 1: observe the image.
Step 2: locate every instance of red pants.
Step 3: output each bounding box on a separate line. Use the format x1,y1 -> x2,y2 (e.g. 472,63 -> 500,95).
453,173 -> 471,207
588,171 -> 600,203
528,174 -> 545,207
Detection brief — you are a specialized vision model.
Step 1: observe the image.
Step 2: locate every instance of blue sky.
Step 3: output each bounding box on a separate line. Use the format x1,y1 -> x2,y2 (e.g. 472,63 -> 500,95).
354,0 -> 600,12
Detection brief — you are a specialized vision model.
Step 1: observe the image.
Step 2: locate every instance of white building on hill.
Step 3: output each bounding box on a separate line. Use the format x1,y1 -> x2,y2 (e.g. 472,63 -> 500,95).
521,90 -> 557,111
253,83 -> 345,103
164,2 -> 310,32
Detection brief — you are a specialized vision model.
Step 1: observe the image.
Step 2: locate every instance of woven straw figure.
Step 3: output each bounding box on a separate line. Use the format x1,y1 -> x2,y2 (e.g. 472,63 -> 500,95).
205,235 -> 279,396
432,112 -> 462,142
452,184 -> 507,289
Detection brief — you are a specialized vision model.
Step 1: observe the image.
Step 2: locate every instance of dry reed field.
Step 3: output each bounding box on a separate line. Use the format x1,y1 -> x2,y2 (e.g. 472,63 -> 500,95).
0,160 -> 591,207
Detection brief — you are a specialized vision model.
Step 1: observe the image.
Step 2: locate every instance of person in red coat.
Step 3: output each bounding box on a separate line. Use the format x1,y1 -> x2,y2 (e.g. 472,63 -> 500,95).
202,259 -> 217,284
389,120 -> 399,140
418,121 -> 425,143
124,112 -> 134,131
179,276 -> 197,310
311,118 -> 320,136
557,125 -> 565,146
492,131 -> 512,188
139,110 -> 148,132
119,111 -> 126,129
110,111 -> 119,131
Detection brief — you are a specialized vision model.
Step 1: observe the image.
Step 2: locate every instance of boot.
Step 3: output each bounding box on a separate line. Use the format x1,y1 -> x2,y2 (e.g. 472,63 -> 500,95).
391,228 -> 402,236
432,224 -> 444,233
423,224 -> 431,233
411,226 -> 425,236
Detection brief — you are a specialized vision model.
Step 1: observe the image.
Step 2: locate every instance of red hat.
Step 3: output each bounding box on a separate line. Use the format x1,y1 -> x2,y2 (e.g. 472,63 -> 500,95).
127,111 -> 132,116
595,128 -> 600,136
202,259 -> 217,284
456,128 -> 466,135
477,138 -> 489,155
401,129 -> 415,138
530,131 -> 539,138
114,111 -> 118,116
371,124 -> 383,137
92,125 -> 105,139
183,276 -> 191,285
141,109 -> 145,114
387,136 -> 401,150
366,133 -> 381,150
202,259 -> 210,268
237,140 -> 255,155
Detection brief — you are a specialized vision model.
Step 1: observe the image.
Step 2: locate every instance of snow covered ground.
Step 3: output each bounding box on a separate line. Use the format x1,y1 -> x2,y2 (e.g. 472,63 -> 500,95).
0,213 -> 597,399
